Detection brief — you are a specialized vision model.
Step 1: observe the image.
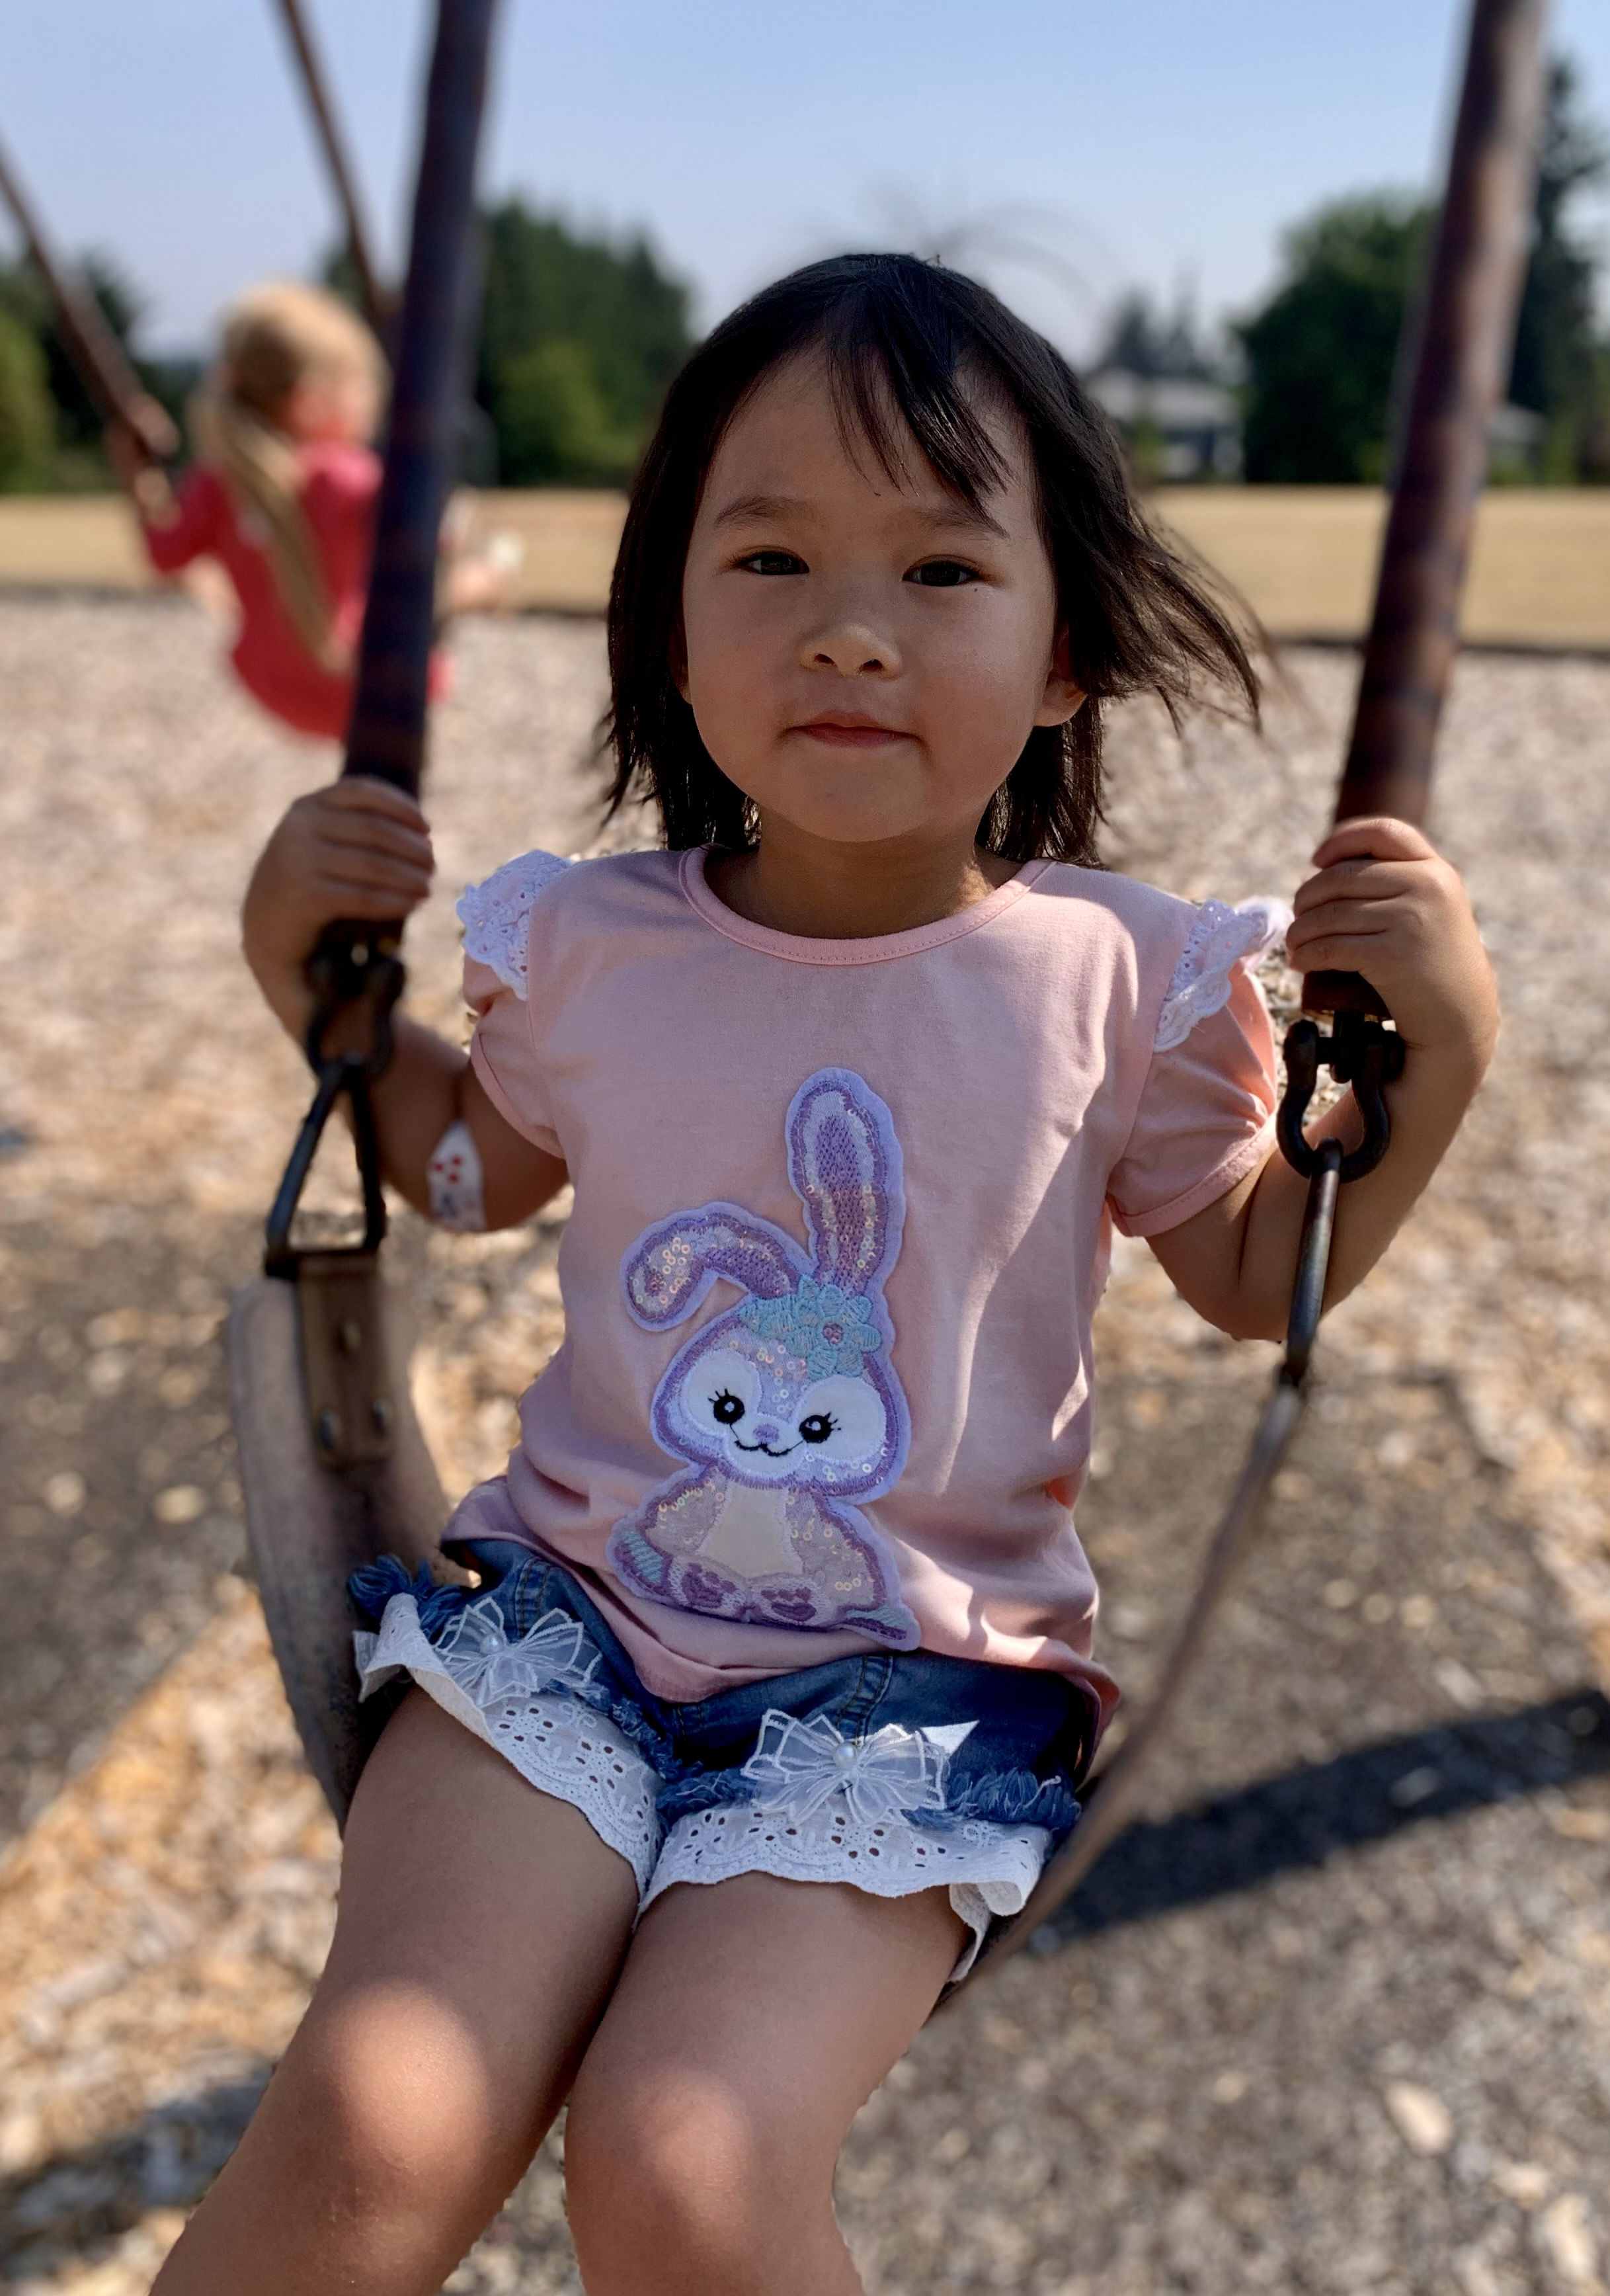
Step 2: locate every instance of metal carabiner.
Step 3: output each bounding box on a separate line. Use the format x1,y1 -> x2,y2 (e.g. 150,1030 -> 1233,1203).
263,1057 -> 388,1274
302,921 -> 406,1085
1274,992 -> 1408,1386
1277,1010 -> 1405,1186
264,922 -> 407,1278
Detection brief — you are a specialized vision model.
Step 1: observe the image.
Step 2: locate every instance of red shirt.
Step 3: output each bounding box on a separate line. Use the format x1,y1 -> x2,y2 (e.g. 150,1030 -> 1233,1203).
140,440 -> 449,741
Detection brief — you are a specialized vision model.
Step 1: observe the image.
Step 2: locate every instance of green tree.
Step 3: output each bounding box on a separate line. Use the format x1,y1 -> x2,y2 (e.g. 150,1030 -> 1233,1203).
474,202 -> 692,485
1094,290 -> 1221,382
0,306 -> 53,491
0,251 -> 143,447
493,339 -> 634,484
1508,59 -> 1608,479
0,248 -> 188,487
1239,59 -> 1610,485
1237,195 -> 1429,483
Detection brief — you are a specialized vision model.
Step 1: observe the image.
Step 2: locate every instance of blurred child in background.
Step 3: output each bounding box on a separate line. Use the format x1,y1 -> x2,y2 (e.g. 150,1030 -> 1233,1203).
110,280 -> 510,741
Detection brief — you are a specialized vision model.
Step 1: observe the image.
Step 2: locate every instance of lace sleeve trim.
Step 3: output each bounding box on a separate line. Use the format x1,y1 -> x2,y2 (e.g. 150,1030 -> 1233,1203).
456,849 -> 573,1001
1153,896 -> 1291,1053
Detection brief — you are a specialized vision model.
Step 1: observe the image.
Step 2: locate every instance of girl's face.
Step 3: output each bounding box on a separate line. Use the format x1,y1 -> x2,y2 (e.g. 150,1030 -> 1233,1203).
279,362 -> 381,447
678,354 -> 1083,852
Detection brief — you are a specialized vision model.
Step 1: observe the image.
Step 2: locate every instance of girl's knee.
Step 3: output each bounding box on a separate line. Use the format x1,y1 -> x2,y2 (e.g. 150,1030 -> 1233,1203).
155,1985 -> 531,2296
565,2059 -> 834,2281
289,1982 -> 526,2225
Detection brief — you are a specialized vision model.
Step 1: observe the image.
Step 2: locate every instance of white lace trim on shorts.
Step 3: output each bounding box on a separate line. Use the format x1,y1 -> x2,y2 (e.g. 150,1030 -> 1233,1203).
354,1591 -> 1054,1980
1153,895 -> 1292,1052
644,1803 -> 1049,1982
356,1592 -> 660,1891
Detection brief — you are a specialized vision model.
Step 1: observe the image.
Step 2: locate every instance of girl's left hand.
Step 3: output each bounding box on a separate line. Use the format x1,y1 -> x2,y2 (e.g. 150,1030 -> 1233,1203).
1285,817 -> 1498,1071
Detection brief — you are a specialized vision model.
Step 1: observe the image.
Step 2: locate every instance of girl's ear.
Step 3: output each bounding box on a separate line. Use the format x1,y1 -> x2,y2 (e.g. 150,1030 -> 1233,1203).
1035,628 -> 1086,727
670,618 -> 690,704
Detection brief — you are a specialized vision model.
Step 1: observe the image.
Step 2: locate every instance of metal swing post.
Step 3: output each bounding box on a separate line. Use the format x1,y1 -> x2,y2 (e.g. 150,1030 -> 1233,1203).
958,0 -> 1549,1991
228,0 -> 501,1824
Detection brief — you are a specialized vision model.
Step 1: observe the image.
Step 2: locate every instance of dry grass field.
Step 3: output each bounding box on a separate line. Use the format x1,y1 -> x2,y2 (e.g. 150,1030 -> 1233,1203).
1157,488 -> 1610,653
1,485 -> 1607,647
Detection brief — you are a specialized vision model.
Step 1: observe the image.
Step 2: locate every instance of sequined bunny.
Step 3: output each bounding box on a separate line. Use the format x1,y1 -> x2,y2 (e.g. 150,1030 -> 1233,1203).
608,1068 -> 920,1648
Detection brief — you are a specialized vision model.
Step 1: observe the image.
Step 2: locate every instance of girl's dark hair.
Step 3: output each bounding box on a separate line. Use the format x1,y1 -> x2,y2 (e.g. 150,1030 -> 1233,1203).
606,252 -> 1258,864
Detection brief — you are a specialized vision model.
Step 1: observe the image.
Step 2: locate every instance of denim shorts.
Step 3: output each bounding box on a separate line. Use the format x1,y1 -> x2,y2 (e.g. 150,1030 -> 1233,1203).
351,1540 -> 1090,1979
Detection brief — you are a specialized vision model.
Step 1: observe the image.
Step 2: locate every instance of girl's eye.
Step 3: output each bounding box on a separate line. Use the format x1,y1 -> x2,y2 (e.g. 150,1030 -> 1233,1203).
711,1390 -> 746,1424
906,559 -> 979,589
797,1413 -> 838,1444
738,550 -> 806,577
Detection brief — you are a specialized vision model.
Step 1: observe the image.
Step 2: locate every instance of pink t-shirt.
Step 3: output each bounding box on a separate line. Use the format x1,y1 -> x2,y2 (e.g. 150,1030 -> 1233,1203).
448,846 -> 1281,1732
140,442 -> 449,739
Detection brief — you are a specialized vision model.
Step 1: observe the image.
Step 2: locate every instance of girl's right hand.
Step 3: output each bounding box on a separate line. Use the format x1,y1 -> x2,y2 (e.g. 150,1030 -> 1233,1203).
242,776 -> 435,1031
105,419 -> 178,526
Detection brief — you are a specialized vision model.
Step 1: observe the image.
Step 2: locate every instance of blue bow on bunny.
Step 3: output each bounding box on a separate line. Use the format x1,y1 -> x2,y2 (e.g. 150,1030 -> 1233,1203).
609,1068 -> 921,1649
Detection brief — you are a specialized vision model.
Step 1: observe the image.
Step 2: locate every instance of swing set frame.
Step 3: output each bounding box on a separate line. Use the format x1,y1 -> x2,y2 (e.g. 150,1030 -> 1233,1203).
270,0 -> 393,341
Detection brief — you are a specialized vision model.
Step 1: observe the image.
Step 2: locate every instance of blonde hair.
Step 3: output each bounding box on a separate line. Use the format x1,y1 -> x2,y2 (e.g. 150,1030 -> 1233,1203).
189,282 -> 386,669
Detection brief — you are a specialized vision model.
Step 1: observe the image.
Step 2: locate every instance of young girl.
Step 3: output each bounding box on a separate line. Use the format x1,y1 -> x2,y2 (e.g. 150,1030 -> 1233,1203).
157,255 -> 1496,2296
111,281 -> 501,742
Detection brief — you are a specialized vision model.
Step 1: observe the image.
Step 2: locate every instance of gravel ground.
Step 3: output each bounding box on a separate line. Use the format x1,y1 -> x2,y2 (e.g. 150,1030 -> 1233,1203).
1,596 -> 1608,2293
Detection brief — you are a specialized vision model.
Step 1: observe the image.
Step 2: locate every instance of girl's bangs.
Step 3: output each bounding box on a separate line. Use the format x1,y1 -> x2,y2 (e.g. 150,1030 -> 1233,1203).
813,292 -> 1011,511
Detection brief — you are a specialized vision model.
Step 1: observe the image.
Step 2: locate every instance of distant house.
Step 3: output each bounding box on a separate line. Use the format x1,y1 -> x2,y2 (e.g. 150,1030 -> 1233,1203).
1486,402 -> 1546,482
1084,368 -> 1242,481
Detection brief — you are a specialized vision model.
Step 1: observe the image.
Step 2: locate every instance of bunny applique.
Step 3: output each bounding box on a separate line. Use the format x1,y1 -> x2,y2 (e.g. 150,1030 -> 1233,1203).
609,1067 -> 921,1649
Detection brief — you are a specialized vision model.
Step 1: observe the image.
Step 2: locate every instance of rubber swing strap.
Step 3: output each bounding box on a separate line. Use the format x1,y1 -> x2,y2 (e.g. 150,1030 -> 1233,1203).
1308,0 -> 1549,1005
266,0 -> 498,1276
953,0 -> 1549,1998
342,0 -> 497,803
0,128 -> 179,465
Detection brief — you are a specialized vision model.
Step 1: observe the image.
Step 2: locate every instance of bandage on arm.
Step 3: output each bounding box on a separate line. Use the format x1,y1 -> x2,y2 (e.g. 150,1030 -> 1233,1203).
426,1118 -> 487,1232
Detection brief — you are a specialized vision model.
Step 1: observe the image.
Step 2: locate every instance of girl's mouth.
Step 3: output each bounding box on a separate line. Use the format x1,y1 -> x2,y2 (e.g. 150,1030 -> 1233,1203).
793,717 -> 906,749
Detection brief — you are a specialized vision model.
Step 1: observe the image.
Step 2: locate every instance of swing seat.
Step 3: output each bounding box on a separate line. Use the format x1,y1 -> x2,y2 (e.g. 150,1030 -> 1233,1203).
227,1262 -> 450,1825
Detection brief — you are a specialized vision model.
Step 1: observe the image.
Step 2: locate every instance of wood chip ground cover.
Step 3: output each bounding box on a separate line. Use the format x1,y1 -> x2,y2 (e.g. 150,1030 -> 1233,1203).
0,599 -> 1607,2293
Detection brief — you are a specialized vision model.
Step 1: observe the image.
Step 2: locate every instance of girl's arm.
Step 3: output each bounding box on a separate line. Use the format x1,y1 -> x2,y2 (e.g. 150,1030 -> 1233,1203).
106,421 -> 221,571
105,417 -> 177,525
1149,818 -> 1498,1341
242,776 -> 568,1228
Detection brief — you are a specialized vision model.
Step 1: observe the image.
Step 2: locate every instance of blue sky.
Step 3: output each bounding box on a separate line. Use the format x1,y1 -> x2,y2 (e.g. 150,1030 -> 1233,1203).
2,1 -> 1607,359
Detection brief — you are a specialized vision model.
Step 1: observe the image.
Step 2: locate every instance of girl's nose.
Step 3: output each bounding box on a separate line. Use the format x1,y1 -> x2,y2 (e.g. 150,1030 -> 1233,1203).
801,606 -> 901,678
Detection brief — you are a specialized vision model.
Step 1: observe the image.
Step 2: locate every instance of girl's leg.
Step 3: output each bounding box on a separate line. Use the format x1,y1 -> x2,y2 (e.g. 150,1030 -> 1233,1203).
564,1874 -> 965,2296
154,1692 -> 640,2296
